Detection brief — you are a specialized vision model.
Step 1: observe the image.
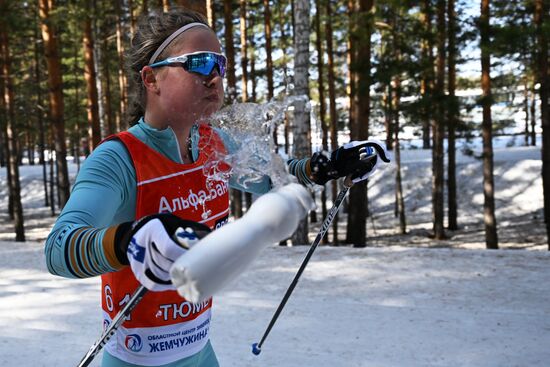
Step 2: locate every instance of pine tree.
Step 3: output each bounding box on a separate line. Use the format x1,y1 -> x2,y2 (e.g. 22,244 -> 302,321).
447,0 -> 458,230
480,0 -> 499,249
291,0 -> 312,245
432,0 -> 446,240
83,0 -> 101,149
346,0 -> 375,246
0,1 -> 25,241
534,0 -> 549,248
325,0 -> 340,244
39,0 -> 71,209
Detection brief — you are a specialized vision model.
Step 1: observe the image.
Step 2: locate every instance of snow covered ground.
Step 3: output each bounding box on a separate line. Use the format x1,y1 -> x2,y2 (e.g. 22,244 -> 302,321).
0,140 -> 548,366
0,241 -> 549,367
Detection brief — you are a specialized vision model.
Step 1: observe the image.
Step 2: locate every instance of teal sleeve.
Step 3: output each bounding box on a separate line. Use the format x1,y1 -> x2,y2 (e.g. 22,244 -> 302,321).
44,140 -> 136,278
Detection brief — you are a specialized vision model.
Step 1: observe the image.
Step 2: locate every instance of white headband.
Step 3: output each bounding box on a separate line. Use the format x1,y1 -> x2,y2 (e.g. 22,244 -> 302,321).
148,22 -> 210,65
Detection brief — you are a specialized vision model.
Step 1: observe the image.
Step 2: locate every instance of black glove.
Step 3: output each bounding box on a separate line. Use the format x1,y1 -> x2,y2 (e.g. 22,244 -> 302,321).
309,141 -> 389,185
116,213 -> 211,291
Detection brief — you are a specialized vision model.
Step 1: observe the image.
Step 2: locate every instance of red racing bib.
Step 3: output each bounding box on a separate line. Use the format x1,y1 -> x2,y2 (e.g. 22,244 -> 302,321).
101,125 -> 229,365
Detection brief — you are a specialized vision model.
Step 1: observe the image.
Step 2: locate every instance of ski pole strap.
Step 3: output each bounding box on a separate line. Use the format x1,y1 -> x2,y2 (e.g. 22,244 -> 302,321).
76,285 -> 148,367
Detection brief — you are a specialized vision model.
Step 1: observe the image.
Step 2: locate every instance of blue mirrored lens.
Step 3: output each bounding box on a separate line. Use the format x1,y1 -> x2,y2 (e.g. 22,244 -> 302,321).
185,53 -> 226,77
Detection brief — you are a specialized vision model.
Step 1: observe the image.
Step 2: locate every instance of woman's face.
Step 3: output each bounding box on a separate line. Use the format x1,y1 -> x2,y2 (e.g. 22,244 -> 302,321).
153,27 -> 225,130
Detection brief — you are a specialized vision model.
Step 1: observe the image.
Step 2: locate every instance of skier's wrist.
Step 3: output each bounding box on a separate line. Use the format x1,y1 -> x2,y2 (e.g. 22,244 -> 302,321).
113,221 -> 134,266
309,151 -> 337,185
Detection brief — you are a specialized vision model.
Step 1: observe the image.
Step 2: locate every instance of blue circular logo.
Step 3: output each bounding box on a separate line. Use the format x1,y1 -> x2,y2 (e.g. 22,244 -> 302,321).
125,334 -> 143,352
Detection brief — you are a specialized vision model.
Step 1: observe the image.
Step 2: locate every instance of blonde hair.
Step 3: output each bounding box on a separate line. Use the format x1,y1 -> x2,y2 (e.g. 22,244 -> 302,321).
126,7 -> 209,126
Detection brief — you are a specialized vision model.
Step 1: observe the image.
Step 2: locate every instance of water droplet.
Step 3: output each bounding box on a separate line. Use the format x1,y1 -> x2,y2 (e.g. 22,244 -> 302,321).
204,96 -> 309,189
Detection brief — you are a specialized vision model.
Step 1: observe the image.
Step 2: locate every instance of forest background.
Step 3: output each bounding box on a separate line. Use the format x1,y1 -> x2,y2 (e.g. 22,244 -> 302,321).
0,0 -> 548,250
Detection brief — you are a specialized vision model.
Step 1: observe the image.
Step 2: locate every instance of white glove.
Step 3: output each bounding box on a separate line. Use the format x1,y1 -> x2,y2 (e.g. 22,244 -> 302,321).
125,214 -> 211,292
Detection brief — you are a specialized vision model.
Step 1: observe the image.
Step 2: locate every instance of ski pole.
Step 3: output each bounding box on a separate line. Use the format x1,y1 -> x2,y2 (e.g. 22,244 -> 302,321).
251,178 -> 353,356
76,285 -> 148,367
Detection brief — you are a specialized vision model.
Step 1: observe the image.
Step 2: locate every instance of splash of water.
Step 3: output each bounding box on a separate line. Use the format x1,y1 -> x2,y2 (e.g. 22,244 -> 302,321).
203,96 -> 309,190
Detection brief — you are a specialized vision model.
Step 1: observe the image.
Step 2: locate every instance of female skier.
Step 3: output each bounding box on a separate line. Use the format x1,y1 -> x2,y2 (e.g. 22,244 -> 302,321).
45,7 -> 378,367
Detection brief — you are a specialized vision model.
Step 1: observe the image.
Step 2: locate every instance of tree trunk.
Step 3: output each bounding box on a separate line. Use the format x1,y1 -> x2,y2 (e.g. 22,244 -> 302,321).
223,0 -> 237,103
223,0 -> 242,218
34,23 -> 48,206
0,23 -> 12,219
83,2 -> 101,149
290,0 -> 312,246
179,0 -> 207,17
421,0 -> 434,150
325,0 -> 340,244
393,76 -> 406,235
251,67 -> 259,98
0,124 -> 4,168
531,80 -> 537,146
272,4 -> 284,154
207,0 -> 216,30
129,0 -> 136,36
277,0 -> 290,155
432,0 -> 446,240
284,0 -> 296,155
524,77 -> 530,146
26,130 -> 34,165
388,8 -> 406,235
447,0 -> 457,230
101,35 -> 115,136
264,0 -> 274,100
0,125 -> 4,168
240,0 -> 248,103
480,0 -> 498,249
49,135 -> 55,216
93,8 -> 107,141
114,0 -> 128,132
534,0 -> 549,248
347,0 -> 358,235
239,0 -> 253,210
347,0 -> 357,138
1,113 -> 13,218
39,0 -> 70,209
0,23 -> 11,216
71,35 -> 81,169
347,0 -> 374,246
278,1 -> 290,90
383,88 -> 393,150
248,6 -> 256,102
314,0 -> 328,241
0,20 -> 25,241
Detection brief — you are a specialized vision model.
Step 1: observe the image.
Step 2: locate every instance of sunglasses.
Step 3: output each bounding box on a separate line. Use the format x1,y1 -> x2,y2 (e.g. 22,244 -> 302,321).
148,51 -> 227,78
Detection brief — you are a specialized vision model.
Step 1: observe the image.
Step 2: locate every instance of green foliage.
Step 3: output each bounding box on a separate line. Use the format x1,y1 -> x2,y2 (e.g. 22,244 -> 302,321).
489,0 -> 537,85
1,0 -> 543,156
3,2 -> 45,139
